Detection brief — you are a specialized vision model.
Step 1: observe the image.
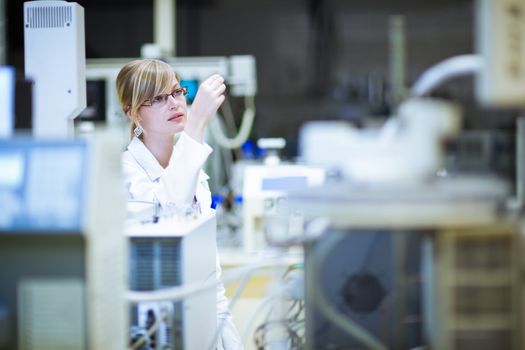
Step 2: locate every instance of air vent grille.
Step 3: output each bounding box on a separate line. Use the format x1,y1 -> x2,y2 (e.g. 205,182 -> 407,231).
160,240 -> 181,288
131,240 -> 155,291
130,238 -> 181,291
25,6 -> 72,29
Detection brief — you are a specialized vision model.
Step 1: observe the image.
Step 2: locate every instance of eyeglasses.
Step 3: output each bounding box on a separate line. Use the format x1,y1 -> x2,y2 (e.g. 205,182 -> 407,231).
141,87 -> 188,108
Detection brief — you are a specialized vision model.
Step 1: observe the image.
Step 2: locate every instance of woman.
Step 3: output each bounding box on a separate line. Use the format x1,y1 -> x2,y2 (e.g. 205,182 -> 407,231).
116,58 -> 243,349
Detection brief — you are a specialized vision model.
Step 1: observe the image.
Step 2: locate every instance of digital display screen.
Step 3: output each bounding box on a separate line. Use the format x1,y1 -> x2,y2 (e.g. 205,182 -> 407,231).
180,79 -> 199,103
0,66 -> 15,138
0,139 -> 88,232
261,176 -> 308,191
0,152 -> 24,188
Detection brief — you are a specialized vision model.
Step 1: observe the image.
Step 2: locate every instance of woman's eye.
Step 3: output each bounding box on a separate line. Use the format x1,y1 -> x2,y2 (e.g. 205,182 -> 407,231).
152,95 -> 163,103
173,89 -> 183,96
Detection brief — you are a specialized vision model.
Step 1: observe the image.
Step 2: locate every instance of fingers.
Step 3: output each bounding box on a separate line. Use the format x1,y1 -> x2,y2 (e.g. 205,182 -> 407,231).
201,74 -> 226,94
203,74 -> 224,86
217,94 -> 225,106
216,82 -> 226,95
188,75 -> 226,127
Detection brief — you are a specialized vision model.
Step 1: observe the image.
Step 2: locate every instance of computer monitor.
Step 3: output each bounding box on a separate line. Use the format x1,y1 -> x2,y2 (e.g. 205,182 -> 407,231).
0,66 -> 15,139
0,139 -> 87,232
0,135 -> 127,350
180,79 -> 199,103
14,78 -> 34,132
77,79 -> 107,123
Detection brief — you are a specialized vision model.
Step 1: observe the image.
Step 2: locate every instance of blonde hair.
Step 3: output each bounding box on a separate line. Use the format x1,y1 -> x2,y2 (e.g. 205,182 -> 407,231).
115,59 -> 179,139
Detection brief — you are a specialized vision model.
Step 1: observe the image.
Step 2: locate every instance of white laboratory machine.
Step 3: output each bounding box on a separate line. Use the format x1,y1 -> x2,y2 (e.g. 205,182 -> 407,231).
290,175 -> 519,350
0,130 -> 128,350
241,163 -> 325,252
24,1 -> 86,138
126,213 -> 218,350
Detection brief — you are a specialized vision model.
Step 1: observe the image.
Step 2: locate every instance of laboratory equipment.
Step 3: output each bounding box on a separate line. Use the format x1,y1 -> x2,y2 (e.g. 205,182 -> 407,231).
0,66 -> 14,139
304,229 -> 423,349
84,55 -> 256,126
285,1 -> 525,347
241,163 -> 325,252
84,55 -> 258,193
0,0 -> 5,65
300,97 -> 461,183
290,176 -> 519,350
14,78 -> 34,132
0,130 -> 127,350
126,213 -> 218,350
24,0 -> 86,138
476,0 -> 525,107
77,80 -> 106,124
257,137 -> 287,166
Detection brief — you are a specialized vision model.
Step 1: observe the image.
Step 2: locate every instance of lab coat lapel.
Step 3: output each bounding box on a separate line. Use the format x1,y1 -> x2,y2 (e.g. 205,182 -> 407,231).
126,137 -> 164,182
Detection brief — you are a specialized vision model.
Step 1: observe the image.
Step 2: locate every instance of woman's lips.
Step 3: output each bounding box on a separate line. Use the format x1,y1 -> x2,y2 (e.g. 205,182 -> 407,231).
168,114 -> 183,122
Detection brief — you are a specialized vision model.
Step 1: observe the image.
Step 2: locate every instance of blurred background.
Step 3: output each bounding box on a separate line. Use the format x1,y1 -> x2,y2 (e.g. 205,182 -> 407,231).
4,0 -> 518,160
2,1 -> 525,350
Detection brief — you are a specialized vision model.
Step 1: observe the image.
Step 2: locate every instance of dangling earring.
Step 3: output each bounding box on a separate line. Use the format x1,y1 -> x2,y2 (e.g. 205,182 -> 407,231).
134,121 -> 143,138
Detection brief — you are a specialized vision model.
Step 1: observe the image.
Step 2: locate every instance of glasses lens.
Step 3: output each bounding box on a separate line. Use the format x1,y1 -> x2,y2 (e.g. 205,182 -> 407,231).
147,94 -> 165,107
173,88 -> 186,97
144,88 -> 187,108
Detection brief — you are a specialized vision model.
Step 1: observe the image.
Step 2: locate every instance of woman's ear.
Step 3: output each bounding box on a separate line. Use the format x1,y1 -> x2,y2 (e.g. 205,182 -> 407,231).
125,105 -> 135,119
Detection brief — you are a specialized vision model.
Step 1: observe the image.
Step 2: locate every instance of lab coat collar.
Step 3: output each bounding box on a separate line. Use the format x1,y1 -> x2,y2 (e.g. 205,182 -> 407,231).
126,136 -> 211,183
126,137 -> 164,181
200,170 -> 210,181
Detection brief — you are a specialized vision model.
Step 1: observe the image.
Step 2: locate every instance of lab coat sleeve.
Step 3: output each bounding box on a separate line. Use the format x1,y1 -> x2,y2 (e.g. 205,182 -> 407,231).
216,249 -> 244,350
122,132 -> 212,208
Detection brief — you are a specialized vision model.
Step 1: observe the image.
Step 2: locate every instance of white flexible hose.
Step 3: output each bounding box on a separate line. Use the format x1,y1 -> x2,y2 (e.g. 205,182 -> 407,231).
125,251 -> 288,303
210,95 -> 256,149
411,54 -> 483,97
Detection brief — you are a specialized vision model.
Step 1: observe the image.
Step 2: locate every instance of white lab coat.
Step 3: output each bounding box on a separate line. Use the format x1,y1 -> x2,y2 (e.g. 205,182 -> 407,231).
122,132 -> 243,350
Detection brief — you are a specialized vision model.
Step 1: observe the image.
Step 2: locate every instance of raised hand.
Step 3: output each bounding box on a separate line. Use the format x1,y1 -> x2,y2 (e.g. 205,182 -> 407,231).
185,74 -> 226,142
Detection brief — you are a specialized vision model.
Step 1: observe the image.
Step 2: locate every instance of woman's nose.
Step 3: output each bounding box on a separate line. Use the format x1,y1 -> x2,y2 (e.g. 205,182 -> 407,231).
167,94 -> 179,109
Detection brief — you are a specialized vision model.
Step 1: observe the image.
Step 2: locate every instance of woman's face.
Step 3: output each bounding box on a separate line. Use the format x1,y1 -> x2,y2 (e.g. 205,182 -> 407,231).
137,79 -> 188,138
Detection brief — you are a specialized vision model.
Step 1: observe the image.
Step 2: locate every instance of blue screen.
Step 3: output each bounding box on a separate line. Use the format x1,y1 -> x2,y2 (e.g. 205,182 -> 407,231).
0,66 -> 15,138
180,79 -> 199,103
261,176 -> 308,191
0,139 -> 88,233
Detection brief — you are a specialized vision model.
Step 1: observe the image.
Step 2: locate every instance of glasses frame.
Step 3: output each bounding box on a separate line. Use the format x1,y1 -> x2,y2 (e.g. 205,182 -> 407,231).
141,86 -> 189,108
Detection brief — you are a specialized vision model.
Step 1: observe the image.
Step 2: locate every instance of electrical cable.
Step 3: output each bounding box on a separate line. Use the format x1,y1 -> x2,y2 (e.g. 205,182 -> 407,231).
210,250 -> 303,349
127,251 -> 291,350
207,265 -> 253,350
125,250 -> 289,303
253,319 -> 296,350
240,264 -> 305,348
263,216 -> 331,248
129,316 -> 161,350
240,294 -> 281,346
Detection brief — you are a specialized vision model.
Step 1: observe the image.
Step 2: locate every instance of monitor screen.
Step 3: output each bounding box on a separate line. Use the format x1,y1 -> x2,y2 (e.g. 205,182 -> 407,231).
0,139 -> 88,232
261,176 -> 309,191
180,79 -> 199,103
78,79 -> 106,122
0,66 -> 15,138
14,78 -> 34,132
